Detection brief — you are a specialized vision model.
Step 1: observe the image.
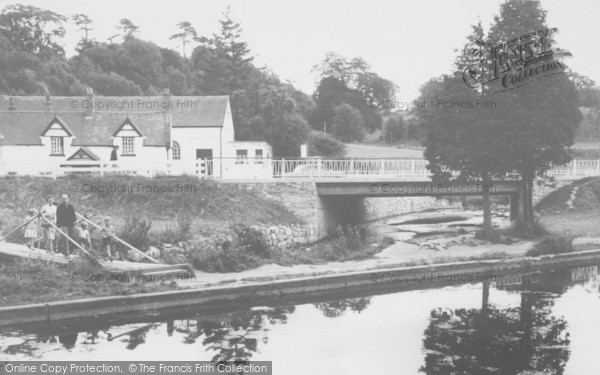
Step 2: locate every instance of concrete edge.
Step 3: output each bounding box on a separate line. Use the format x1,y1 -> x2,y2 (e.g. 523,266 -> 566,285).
1,249 -> 600,327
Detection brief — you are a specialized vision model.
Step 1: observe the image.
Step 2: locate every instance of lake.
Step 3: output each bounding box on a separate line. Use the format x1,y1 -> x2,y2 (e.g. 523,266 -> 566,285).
1,264 -> 599,374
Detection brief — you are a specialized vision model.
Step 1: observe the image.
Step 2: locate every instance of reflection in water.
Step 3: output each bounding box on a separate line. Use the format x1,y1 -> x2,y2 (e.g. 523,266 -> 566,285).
1,265 -> 599,374
314,298 -> 371,318
420,269 -> 584,375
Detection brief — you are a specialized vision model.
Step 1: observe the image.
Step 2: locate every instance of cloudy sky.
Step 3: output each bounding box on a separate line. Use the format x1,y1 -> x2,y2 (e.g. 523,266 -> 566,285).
3,0 -> 599,100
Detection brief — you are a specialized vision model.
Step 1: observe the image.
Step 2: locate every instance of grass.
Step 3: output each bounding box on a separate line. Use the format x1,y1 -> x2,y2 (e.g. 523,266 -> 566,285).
536,177 -> 600,214
526,235 -> 575,257
0,174 -> 300,225
0,258 -> 181,306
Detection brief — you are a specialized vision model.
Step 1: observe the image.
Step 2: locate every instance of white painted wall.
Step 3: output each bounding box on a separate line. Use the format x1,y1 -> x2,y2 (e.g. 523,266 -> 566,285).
0,136 -> 168,176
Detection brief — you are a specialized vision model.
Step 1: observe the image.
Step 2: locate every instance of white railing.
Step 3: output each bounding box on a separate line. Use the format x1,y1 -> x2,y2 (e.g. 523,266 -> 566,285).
1,158 -> 599,180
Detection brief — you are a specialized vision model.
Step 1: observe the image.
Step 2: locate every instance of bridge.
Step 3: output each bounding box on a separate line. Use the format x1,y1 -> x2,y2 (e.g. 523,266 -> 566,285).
3,158 -> 600,181
314,180 -> 526,235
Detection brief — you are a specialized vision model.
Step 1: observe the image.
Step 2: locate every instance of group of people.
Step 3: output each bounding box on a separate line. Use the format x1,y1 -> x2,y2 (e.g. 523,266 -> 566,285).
22,194 -> 121,260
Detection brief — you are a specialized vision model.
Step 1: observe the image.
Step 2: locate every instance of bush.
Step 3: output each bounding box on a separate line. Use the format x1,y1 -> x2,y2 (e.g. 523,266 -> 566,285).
231,223 -> 271,259
188,224 -> 270,273
509,218 -> 548,239
189,235 -> 261,273
474,228 -> 505,243
308,131 -> 347,157
119,216 -> 152,251
526,235 -> 574,257
321,225 -> 366,261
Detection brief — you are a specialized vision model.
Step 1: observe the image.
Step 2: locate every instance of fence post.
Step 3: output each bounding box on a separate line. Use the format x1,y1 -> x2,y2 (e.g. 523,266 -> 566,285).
572,159 -> 577,175
411,159 -> 416,176
349,159 -> 354,175
317,158 -> 322,177
281,158 -> 286,178
380,159 -> 385,175
597,159 -> 600,176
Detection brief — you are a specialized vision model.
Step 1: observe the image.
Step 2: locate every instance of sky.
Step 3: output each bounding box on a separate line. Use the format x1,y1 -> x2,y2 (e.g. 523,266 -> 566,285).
2,0 -> 599,100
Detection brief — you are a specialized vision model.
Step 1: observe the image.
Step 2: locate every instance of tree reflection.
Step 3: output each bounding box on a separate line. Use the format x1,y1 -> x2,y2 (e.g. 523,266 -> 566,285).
192,306 -> 295,362
314,298 -> 371,318
420,274 -> 571,375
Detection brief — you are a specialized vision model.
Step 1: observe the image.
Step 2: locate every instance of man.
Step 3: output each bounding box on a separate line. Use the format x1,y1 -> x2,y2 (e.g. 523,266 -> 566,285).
56,194 -> 76,257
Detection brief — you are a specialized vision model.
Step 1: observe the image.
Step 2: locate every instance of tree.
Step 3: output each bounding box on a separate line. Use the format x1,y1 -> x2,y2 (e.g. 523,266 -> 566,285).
487,0 -> 582,223
311,52 -> 393,132
0,4 -> 67,56
308,131 -> 347,158
420,74 -> 513,235
170,21 -> 197,58
383,115 -> 406,144
190,8 -> 255,94
72,14 -> 96,52
331,103 -> 365,142
117,18 -> 139,40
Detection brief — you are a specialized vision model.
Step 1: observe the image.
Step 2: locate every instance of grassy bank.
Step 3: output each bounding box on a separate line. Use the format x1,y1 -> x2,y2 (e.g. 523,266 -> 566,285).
0,258 -> 180,306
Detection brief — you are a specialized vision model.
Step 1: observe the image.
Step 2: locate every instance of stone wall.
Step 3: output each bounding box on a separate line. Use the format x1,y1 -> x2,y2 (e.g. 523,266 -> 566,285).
253,224 -> 319,250
363,196 -> 463,222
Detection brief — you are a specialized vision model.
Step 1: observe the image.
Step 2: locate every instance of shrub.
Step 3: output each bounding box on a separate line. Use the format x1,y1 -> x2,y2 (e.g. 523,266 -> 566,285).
321,225 -> 366,260
231,223 -> 271,259
509,218 -> 548,239
119,216 -> 152,251
308,131 -> 347,158
189,235 -> 261,273
176,212 -> 193,240
526,235 -> 574,257
474,228 -> 504,243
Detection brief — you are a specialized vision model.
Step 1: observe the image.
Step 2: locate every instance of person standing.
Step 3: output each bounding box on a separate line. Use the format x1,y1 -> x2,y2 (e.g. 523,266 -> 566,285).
56,194 -> 76,257
22,209 -> 39,250
110,145 -> 119,168
40,195 -> 57,253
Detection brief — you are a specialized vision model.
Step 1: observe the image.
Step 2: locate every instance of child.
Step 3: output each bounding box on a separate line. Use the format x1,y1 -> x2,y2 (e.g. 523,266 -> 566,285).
23,209 -> 39,250
77,222 -> 92,251
100,217 -> 116,260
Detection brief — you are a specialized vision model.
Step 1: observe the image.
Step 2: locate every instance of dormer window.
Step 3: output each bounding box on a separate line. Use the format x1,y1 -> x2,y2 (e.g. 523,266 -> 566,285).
122,137 -> 135,155
50,137 -> 64,155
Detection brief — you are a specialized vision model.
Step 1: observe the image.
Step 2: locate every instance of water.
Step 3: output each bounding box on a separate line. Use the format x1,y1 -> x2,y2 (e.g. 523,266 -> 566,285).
2,264 -> 600,374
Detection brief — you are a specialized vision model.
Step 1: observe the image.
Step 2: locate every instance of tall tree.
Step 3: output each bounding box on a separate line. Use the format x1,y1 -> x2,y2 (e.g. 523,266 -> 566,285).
0,4 -> 66,56
169,21 -> 198,58
72,14 -> 96,52
487,0 -> 582,223
117,18 -> 139,41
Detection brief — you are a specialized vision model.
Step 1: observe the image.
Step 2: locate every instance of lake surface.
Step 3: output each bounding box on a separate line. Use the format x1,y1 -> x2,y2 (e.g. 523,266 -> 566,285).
2,264 -> 600,374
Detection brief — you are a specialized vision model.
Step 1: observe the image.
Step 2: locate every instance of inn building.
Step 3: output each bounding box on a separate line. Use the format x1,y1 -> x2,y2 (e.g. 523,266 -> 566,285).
0,91 -> 272,178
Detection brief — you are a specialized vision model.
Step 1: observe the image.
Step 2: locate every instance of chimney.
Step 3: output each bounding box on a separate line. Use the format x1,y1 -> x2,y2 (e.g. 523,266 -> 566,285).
45,94 -> 51,112
162,88 -> 172,113
85,88 -> 94,119
8,97 -> 15,111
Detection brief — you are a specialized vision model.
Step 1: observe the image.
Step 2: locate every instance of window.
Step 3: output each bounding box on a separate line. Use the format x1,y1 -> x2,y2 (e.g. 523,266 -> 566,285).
122,137 -> 135,155
236,149 -> 248,164
50,137 -> 64,155
255,149 -> 263,164
172,141 -> 181,160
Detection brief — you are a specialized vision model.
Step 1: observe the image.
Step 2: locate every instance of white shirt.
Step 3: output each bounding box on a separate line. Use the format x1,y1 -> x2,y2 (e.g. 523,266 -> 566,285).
40,203 -> 57,223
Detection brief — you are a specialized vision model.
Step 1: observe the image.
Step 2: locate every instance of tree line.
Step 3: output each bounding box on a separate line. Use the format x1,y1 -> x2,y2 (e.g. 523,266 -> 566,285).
0,4 -> 400,157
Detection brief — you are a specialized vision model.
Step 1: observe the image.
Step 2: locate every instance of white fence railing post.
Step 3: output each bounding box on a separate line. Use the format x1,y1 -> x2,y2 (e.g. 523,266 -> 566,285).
281,158 -> 286,178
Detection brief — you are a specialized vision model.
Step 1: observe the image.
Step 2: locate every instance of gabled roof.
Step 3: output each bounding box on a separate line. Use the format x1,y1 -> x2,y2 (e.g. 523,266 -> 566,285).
0,112 -> 169,146
40,116 -> 74,137
67,147 -> 100,161
0,95 -> 229,128
113,117 -> 143,137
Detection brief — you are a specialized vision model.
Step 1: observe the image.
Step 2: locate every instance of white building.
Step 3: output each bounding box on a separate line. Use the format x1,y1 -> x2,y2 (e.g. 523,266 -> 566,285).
0,92 -> 272,178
